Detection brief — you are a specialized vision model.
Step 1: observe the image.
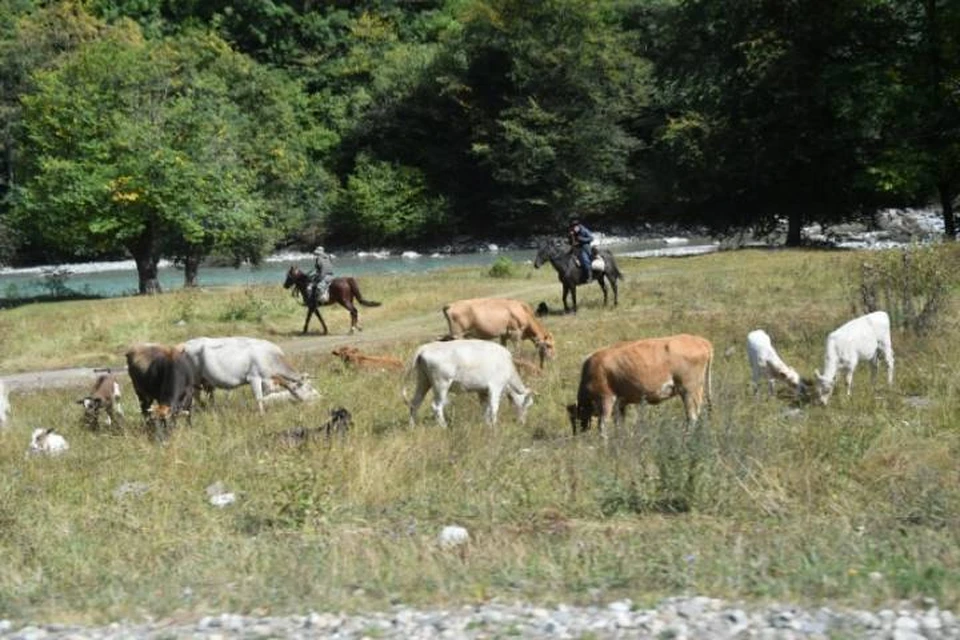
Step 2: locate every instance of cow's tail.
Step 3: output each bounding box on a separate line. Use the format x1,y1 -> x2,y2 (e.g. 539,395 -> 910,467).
400,351 -> 422,407
351,278 -> 382,307
704,343 -> 714,412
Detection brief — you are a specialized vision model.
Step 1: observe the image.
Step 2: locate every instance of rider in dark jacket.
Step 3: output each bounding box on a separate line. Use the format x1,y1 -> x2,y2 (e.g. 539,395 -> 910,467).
567,219 -> 594,283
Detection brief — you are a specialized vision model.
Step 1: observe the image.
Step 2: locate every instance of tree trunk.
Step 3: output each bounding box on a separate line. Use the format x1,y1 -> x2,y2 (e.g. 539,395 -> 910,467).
786,211 -> 803,246
183,253 -> 201,288
940,182 -> 956,241
129,228 -> 162,295
134,253 -> 162,295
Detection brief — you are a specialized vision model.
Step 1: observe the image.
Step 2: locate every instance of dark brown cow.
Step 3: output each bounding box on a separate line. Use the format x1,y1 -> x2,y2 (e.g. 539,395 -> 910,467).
568,335 -> 713,438
126,343 -> 196,437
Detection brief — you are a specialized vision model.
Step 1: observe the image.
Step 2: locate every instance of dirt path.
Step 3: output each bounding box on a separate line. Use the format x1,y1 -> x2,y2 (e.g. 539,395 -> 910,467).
0,282 -> 565,393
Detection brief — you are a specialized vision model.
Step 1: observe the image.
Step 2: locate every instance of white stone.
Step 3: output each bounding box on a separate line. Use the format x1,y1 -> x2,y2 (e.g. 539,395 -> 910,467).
437,525 -> 469,549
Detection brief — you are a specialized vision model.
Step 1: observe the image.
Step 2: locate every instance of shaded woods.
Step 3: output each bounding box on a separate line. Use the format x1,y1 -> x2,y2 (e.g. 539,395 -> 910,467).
0,0 -> 957,291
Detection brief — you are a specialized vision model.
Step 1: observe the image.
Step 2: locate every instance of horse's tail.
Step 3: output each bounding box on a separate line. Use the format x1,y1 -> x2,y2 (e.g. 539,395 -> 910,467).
349,278 -> 382,307
602,250 -> 623,281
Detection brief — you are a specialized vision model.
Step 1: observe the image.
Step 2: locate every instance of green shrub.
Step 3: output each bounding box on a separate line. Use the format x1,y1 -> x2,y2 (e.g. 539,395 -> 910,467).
856,244 -> 956,334
488,256 -> 519,278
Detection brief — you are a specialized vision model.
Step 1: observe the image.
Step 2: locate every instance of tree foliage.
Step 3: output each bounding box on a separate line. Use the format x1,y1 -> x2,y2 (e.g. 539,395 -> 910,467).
1,0 -> 958,286
13,23 -> 321,291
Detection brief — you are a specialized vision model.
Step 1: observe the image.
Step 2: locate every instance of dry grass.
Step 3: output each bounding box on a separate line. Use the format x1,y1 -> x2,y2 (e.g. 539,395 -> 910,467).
0,247 -> 958,623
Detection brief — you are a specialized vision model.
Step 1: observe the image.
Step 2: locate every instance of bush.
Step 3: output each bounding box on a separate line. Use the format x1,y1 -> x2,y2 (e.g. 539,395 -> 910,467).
856,244 -> 956,335
488,256 -> 519,278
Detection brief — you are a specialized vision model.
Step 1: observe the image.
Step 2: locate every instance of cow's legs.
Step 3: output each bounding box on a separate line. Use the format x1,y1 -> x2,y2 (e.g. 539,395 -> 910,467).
407,374 -> 430,426
843,366 -> 855,396
598,395 -> 615,440
879,339 -> 895,386
484,386 -> 502,426
249,375 -> 266,413
431,381 -> 451,428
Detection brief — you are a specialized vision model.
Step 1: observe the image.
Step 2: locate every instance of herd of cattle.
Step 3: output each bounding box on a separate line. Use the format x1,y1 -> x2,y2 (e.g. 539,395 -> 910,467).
0,293 -> 896,452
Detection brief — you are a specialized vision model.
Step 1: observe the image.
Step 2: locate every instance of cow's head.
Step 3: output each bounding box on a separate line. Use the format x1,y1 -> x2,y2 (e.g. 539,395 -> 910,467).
566,402 -> 593,435
77,396 -> 106,412
536,334 -> 556,368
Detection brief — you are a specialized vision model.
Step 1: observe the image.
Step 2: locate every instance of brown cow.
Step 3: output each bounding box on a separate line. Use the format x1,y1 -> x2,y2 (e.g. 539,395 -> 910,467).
331,346 -> 404,371
443,298 -> 555,368
568,334 -> 713,438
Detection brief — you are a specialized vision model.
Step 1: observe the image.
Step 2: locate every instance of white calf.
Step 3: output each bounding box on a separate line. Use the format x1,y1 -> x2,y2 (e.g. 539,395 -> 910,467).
404,339 -> 534,427
746,329 -> 804,397
814,311 -> 894,404
28,428 -> 69,456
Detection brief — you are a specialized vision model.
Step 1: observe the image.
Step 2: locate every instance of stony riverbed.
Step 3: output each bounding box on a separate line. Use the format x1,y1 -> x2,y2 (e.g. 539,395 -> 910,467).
1,596 -> 957,639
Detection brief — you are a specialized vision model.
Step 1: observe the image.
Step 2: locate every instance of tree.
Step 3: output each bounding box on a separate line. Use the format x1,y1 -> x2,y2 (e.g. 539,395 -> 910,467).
874,1 -> 960,239
13,24 -> 321,292
649,0 -> 904,244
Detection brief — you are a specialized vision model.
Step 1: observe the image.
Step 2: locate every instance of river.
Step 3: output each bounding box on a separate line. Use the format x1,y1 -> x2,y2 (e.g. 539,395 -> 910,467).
0,237 -> 718,300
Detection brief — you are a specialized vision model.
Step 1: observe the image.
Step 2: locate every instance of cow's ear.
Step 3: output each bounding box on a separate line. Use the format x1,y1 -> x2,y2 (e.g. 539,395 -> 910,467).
45,428 -> 55,435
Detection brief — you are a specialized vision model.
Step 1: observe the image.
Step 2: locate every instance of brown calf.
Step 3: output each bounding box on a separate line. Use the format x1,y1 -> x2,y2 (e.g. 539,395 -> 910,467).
331,346 -> 404,371
77,370 -> 125,429
568,334 -> 713,438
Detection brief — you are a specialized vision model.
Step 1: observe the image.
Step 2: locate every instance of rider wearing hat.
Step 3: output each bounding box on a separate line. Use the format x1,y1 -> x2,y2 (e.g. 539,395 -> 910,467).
310,246 -> 334,300
567,218 -> 594,284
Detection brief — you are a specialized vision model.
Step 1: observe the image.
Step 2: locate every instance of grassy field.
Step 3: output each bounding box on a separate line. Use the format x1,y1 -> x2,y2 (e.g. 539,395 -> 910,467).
0,247 -> 958,624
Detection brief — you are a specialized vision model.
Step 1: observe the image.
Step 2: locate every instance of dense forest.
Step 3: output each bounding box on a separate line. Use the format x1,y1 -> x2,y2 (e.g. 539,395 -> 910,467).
0,0 -> 956,292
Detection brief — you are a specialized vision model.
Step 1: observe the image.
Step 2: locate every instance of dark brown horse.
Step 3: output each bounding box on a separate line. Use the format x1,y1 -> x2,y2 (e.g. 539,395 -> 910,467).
283,266 -> 381,335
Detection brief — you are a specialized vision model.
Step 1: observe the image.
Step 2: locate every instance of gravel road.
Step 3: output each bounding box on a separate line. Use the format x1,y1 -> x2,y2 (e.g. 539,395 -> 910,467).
0,596 -> 956,639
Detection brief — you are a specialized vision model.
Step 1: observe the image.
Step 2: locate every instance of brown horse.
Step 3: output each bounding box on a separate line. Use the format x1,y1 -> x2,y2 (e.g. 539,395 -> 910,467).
283,266 -> 382,335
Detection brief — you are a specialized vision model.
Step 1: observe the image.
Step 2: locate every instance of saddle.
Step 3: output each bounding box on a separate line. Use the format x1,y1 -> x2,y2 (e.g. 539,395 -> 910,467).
309,282 -> 330,304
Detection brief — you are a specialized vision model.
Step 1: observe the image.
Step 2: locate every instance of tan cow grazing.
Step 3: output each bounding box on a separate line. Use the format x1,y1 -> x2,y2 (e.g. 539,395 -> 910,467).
331,346 -> 404,371
568,334 -> 713,438
443,298 -> 556,368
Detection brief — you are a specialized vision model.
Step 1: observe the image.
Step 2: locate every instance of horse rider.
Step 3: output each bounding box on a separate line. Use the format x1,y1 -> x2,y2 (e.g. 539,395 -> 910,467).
567,218 -> 594,284
310,246 -> 334,301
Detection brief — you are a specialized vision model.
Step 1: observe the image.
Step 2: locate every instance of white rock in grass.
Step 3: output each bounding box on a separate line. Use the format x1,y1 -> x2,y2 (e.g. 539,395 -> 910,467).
437,525 -> 469,549
209,492 -> 236,508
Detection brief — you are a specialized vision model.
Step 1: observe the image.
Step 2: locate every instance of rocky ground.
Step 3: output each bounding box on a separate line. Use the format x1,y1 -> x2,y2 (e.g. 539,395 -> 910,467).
0,596 -> 957,639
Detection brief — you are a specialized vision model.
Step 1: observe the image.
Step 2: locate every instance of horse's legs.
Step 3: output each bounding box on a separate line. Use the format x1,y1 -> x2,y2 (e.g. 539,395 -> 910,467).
562,284 -> 572,313
610,275 -> 619,306
570,285 -> 578,313
597,277 -> 609,306
340,299 -> 360,333
314,308 -> 328,335
302,308 -> 312,334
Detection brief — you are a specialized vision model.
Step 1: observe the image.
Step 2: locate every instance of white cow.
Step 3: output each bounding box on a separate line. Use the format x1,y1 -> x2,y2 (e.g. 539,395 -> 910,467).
403,339 -> 534,427
746,329 -> 805,397
182,337 -> 319,413
28,428 -> 69,456
814,311 -> 894,405
0,379 -> 9,428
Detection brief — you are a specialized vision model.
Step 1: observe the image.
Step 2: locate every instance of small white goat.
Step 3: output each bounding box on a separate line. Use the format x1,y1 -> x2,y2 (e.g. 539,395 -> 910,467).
746,329 -> 805,397
28,428 -> 70,456
0,380 -> 9,428
814,311 -> 894,405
